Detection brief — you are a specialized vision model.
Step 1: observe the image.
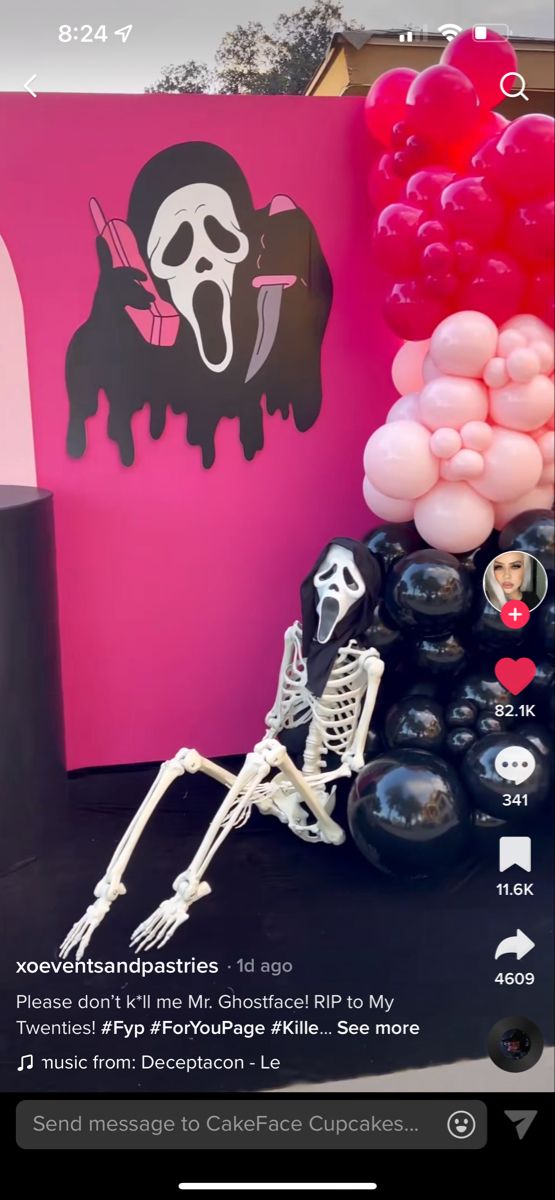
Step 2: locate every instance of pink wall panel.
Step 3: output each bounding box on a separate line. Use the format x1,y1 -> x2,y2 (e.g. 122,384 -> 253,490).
0,94 -> 396,768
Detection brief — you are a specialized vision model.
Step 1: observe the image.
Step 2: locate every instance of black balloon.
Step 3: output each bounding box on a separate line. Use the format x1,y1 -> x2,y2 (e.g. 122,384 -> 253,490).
471,592 -> 529,652
517,722 -> 553,770
529,658 -> 555,720
475,711 -> 506,736
446,727 -> 477,757
452,669 -> 515,717
363,602 -> 403,659
461,732 -> 550,820
412,632 -> 467,674
538,595 -> 555,658
457,531 -> 499,578
364,522 -> 424,576
384,550 -> 473,634
347,750 -> 471,877
445,700 -> 478,727
472,809 -> 510,858
384,696 -> 446,752
499,508 -> 555,577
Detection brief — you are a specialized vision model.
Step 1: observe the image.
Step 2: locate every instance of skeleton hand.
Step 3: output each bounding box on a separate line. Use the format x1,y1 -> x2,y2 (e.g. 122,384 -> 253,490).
93,236 -> 155,313
130,875 -> 211,953
59,875 -> 126,961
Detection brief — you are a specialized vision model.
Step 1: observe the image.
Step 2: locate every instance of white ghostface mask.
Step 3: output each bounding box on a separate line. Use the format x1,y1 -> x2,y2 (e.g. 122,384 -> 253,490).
147,183 -> 249,372
314,546 -> 365,644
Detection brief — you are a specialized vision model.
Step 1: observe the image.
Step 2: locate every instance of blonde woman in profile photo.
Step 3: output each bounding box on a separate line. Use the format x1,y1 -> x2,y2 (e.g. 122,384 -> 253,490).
484,550 -> 547,613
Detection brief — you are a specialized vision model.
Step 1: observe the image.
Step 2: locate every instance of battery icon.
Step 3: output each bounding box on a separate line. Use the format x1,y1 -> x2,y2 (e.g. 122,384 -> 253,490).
473,24 -> 510,40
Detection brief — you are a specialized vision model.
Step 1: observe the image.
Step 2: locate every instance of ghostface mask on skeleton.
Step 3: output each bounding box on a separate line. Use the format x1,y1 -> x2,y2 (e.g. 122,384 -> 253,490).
313,545 -> 366,644
147,184 -> 249,372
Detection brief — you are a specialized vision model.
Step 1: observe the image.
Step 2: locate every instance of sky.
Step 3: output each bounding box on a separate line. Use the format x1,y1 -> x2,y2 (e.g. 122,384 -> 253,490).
0,0 -> 553,93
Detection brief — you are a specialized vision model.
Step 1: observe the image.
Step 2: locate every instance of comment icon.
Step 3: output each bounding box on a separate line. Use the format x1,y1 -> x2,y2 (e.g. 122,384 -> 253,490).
495,746 -> 536,786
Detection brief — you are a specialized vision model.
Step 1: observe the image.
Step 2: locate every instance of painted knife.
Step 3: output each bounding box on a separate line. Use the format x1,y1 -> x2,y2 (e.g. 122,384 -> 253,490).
245,194 -> 297,383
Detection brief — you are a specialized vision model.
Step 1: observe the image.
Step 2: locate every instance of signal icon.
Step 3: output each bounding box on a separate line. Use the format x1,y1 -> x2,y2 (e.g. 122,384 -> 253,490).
438,23 -> 462,41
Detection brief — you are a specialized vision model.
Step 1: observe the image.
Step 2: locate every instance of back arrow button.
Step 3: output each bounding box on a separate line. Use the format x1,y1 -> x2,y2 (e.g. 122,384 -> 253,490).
24,75 -> 38,98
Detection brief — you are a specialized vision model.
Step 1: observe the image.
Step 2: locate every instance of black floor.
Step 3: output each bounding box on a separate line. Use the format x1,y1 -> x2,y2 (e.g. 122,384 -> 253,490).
1,761 -> 553,1092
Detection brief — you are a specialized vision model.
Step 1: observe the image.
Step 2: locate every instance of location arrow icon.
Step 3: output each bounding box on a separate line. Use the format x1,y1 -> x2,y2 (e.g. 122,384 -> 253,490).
495,929 -> 535,960
505,1110 -> 537,1140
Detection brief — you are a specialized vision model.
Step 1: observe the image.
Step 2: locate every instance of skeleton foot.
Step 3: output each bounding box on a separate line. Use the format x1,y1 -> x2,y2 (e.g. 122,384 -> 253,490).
130,876 -> 211,953
59,878 -> 126,961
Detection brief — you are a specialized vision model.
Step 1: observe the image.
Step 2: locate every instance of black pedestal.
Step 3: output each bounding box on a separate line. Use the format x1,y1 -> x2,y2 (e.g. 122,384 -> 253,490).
0,486 -> 66,872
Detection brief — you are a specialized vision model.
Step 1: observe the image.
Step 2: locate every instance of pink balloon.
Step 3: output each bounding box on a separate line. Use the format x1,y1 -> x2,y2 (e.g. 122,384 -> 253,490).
506,347 -> 541,383
441,28 -> 518,110
386,394 -> 421,422
440,177 -> 504,247
430,311 -> 498,377
383,280 -> 449,341
504,314 -> 553,343
422,352 -> 443,382
508,199 -> 555,265
368,153 -> 404,209
461,421 -> 493,451
406,65 -> 479,143
536,430 -> 555,464
419,376 -> 488,430
494,485 -> 555,529
405,169 -> 456,211
483,357 -> 509,388
363,476 -> 415,522
489,114 -> 555,201
430,427 -> 462,458
441,449 -> 484,480
391,340 -> 430,394
489,375 -> 554,432
539,462 -> 555,486
472,428 -> 543,500
363,420 -> 439,500
364,68 -> 418,147
414,481 -> 495,552
497,329 -> 526,356
530,339 -> 554,375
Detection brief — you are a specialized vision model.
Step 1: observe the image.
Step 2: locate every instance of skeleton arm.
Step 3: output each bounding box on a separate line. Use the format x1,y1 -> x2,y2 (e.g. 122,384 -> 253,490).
264,621 -> 305,734
342,650 -> 384,773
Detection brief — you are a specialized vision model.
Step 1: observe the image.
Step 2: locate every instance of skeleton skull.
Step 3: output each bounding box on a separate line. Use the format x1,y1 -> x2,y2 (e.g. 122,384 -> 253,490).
147,183 -> 249,373
314,545 -> 365,643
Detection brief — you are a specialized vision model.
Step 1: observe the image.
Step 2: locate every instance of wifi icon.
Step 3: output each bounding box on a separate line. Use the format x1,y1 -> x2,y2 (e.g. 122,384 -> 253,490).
438,23 -> 463,41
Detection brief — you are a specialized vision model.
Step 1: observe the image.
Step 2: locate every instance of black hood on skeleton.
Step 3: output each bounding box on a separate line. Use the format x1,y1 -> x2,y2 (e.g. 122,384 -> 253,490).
300,537 -> 381,698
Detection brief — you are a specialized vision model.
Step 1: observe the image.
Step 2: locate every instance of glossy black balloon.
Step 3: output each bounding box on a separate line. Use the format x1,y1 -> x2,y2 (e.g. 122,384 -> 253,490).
471,809 -> 510,858
364,522 -> 424,576
471,592 -> 529,653
475,711 -> 506,736
457,531 -> 499,578
384,550 -> 473,634
445,700 -> 478,727
499,508 -> 555,577
529,658 -> 555,720
452,669 -> 515,717
412,632 -> 468,674
446,727 -> 477,757
516,722 -> 553,768
348,750 -> 471,877
538,595 -> 555,658
461,732 -> 550,820
384,697 -> 446,752
402,677 -> 443,700
363,602 -> 403,659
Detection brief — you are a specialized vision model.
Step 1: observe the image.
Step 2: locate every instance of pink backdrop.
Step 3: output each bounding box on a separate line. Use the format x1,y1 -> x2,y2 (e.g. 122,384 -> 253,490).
0,94 -> 395,769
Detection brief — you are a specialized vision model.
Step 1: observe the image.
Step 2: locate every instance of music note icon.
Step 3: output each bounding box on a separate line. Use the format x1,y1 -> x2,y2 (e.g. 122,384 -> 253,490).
17,1053 -> 33,1071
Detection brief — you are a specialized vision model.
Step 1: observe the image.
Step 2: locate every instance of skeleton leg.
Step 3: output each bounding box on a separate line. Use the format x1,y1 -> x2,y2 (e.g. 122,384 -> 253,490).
258,738 -> 346,846
59,749 -> 238,961
130,750 -> 272,952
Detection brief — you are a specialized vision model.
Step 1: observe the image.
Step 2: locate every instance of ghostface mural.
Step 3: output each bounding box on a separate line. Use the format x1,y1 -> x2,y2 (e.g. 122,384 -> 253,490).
65,141 -> 333,468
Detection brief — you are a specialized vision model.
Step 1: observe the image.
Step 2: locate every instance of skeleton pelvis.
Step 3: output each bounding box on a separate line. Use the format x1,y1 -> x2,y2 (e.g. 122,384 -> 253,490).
260,774 -> 337,838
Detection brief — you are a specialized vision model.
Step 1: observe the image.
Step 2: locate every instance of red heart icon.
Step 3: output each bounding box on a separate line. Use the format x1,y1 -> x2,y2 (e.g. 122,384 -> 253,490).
495,657 -> 536,696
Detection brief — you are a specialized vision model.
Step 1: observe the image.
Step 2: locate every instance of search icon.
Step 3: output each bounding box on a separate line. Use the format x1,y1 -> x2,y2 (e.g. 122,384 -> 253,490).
500,71 -> 529,101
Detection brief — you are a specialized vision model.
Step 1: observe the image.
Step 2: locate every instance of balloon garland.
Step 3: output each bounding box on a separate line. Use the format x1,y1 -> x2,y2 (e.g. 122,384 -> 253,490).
362,28 -> 554,553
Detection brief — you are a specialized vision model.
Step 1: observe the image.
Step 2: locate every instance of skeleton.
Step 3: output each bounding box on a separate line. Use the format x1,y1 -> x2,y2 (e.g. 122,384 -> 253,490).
60,540 -> 384,961
147,183 -> 249,373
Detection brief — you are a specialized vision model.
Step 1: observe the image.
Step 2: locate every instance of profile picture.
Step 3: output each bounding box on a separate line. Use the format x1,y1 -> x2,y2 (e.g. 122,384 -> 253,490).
483,551 -> 548,613
499,1028 -> 531,1062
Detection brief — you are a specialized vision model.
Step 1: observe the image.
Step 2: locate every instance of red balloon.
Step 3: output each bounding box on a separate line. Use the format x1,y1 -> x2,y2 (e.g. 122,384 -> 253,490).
406,65 -> 480,143
471,131 -> 504,174
526,269 -> 555,327
441,28 -> 518,110
440,176 -> 504,246
450,111 -> 507,172
368,153 -> 404,209
421,242 -> 454,273
364,68 -> 418,147
508,199 -> 555,265
452,240 -> 479,276
488,114 -> 555,200
383,279 -> 449,340
373,203 -> 422,274
417,220 -> 449,248
458,253 -> 526,325
405,167 -> 456,211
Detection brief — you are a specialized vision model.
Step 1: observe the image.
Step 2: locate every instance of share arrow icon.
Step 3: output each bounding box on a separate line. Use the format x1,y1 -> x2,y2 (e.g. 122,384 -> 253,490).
505,1111 -> 538,1140
494,929 -> 535,960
